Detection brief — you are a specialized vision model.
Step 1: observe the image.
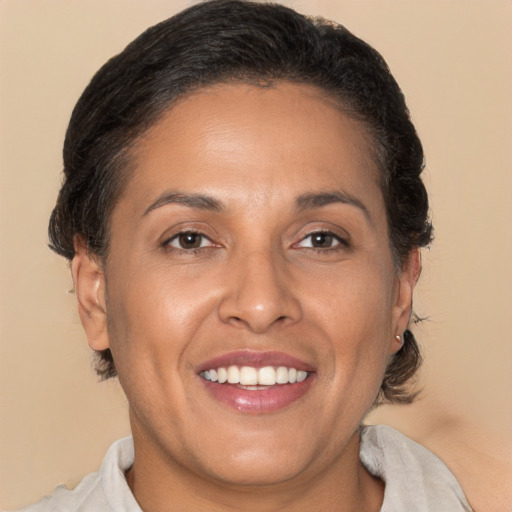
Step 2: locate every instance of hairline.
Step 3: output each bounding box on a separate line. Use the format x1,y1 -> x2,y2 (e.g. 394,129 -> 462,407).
93,77 -> 401,270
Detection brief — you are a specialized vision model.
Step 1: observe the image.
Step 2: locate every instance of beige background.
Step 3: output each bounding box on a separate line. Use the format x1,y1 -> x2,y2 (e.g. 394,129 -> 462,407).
1,1 -> 511,510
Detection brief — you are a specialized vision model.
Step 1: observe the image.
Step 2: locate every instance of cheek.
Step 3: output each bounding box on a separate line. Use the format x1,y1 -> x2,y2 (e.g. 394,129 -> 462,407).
104,266 -> 213,376
311,264 -> 395,382
309,259 -> 395,334
103,271 -> 213,432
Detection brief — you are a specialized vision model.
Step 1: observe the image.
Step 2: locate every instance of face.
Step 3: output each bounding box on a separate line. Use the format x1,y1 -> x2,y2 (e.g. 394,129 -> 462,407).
74,82 -> 417,488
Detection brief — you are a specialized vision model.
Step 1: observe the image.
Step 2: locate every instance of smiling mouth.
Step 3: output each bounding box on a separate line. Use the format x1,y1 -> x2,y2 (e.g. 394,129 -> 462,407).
196,351 -> 315,412
198,364 -> 314,413
200,365 -> 309,388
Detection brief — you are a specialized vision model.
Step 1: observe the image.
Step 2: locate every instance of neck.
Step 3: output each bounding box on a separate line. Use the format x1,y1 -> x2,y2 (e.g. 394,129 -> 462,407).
126,421 -> 384,512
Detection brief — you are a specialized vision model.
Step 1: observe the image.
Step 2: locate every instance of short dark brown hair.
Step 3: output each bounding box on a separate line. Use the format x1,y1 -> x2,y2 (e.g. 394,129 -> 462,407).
49,0 -> 432,403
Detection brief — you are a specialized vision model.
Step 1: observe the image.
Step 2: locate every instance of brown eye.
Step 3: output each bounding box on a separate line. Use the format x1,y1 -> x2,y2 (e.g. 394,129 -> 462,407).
296,231 -> 346,250
179,232 -> 202,248
311,233 -> 334,248
167,231 -> 213,250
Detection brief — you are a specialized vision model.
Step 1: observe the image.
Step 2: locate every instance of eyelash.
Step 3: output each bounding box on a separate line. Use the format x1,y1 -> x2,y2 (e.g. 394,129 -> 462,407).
163,231 -> 217,253
294,230 -> 349,252
163,229 -> 348,254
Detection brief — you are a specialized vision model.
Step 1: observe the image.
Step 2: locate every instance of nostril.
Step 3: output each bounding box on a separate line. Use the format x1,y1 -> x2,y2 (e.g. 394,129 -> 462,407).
227,316 -> 247,328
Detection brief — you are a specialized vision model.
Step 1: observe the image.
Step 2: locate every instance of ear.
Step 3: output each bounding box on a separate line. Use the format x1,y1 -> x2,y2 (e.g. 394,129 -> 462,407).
389,247 -> 422,354
71,236 -> 110,351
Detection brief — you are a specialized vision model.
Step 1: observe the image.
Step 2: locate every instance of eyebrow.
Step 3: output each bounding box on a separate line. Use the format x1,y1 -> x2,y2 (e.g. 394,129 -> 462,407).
295,191 -> 371,221
142,189 -> 370,221
142,191 -> 224,216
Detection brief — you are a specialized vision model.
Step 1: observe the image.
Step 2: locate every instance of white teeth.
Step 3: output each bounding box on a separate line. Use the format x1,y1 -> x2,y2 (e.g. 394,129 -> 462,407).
201,365 -> 309,386
275,366 -> 289,384
217,367 -> 228,384
227,365 -> 240,384
297,370 -> 308,382
257,366 -> 276,385
240,366 -> 258,385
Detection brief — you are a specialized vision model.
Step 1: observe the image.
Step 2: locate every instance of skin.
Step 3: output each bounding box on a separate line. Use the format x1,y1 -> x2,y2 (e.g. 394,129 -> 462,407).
72,82 -> 420,512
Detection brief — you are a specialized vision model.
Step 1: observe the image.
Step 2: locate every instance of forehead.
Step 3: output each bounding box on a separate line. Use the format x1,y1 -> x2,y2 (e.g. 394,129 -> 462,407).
116,81 -> 384,220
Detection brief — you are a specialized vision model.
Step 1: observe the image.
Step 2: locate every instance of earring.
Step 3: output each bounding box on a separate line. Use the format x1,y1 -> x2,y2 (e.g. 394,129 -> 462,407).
395,334 -> 404,346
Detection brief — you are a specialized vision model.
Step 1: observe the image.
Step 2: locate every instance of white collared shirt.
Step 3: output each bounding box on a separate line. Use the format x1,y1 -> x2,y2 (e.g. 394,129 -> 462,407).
15,425 -> 472,511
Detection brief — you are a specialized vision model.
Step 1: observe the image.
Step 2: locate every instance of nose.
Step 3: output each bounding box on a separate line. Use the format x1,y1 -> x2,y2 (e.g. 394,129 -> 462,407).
218,249 -> 302,333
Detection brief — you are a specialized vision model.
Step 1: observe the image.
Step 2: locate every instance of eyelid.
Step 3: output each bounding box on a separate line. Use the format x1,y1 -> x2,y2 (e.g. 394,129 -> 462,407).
295,230 -> 348,248
163,229 -> 218,250
292,220 -> 351,243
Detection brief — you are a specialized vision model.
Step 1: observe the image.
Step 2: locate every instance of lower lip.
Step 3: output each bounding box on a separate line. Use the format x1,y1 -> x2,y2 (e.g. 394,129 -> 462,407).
200,377 -> 314,413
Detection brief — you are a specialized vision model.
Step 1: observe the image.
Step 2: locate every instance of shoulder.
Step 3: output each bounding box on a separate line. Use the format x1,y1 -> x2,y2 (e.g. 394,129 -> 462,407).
11,472 -> 104,512
360,425 -> 473,512
13,438 -> 139,512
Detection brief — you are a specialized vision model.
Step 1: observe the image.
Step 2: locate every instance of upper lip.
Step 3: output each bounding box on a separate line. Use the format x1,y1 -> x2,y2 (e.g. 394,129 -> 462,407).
196,350 -> 316,374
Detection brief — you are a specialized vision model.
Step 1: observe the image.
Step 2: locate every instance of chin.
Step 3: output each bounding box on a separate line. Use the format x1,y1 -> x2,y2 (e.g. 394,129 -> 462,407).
188,428 -> 322,488
205,454 -> 308,487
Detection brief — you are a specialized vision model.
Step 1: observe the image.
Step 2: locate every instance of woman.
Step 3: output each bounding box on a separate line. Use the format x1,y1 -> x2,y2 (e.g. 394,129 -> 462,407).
19,1 -> 472,510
